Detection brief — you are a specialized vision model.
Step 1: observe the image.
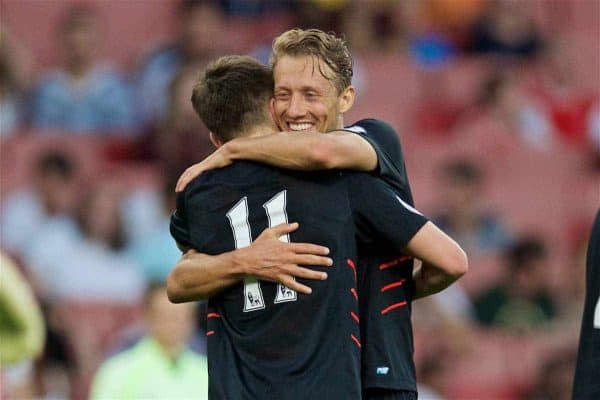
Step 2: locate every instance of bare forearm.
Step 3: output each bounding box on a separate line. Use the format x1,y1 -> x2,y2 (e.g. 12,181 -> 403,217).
404,222 -> 469,300
227,131 -> 377,171
412,262 -> 461,300
167,251 -> 244,303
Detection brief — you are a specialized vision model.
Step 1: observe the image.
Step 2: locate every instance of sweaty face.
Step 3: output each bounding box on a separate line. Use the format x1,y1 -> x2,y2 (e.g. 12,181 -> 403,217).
272,55 -> 353,133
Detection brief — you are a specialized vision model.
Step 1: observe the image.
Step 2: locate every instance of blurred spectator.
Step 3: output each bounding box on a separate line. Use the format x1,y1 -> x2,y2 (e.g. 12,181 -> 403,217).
25,182 -> 144,303
30,5 -> 135,133
411,69 -> 464,136
478,72 -> 554,149
0,30 -> 33,136
90,282 -> 208,399
473,236 -> 556,332
469,0 -> 543,59
416,0 -> 486,48
137,64 -> 213,176
136,0 -> 225,125
416,355 -> 448,400
1,151 -> 79,256
529,39 -> 598,149
433,159 -> 513,254
125,176 -> 182,282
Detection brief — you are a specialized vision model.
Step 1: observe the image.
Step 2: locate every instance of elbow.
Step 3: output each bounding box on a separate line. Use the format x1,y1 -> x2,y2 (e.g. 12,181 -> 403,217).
449,247 -> 469,278
166,270 -> 186,303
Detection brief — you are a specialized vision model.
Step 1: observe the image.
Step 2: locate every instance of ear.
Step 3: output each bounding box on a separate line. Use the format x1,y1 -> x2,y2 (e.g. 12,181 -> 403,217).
209,132 -> 223,148
269,97 -> 276,120
338,85 -> 355,114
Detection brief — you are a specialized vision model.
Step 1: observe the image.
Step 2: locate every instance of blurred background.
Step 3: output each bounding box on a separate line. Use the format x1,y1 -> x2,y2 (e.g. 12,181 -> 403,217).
0,0 -> 598,399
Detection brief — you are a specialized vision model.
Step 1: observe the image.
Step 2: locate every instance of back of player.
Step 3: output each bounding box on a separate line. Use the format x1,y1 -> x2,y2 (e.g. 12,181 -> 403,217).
573,209 -> 600,399
171,161 -> 362,400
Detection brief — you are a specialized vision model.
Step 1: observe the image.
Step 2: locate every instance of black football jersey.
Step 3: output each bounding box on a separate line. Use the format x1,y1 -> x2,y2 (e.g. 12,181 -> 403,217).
573,209 -> 600,400
170,161 -> 427,400
345,119 -> 419,392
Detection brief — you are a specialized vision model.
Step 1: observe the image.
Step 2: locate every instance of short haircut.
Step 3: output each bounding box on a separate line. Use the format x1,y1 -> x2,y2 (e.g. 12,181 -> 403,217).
191,55 -> 273,142
507,236 -> 547,271
270,29 -> 353,94
36,151 -> 75,179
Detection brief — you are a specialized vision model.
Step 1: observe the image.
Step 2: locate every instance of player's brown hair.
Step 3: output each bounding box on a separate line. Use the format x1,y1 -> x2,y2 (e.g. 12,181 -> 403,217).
270,29 -> 353,94
191,55 -> 273,142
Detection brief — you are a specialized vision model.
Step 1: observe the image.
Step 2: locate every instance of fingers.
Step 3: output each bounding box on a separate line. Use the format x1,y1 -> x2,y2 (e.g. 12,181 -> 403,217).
278,276 -> 314,295
262,222 -> 300,238
291,253 -> 333,267
286,265 -> 328,281
176,165 -> 201,192
289,243 -> 330,256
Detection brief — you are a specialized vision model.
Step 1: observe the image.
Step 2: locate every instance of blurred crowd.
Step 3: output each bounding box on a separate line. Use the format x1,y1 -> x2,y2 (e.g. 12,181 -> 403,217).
0,0 -> 598,399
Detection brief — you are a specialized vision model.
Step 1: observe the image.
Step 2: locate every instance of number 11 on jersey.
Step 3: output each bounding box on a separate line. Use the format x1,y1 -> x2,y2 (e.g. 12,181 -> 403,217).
227,190 -> 297,312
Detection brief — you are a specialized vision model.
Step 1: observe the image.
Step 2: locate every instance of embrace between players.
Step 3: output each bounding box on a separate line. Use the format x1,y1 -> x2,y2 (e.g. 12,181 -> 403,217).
168,29 -> 468,400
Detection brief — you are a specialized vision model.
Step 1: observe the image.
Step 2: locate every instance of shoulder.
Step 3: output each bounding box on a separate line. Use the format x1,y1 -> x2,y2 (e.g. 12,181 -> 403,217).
345,119 -> 402,154
34,70 -> 70,94
94,346 -> 140,381
346,118 -> 399,138
138,45 -> 181,73
88,65 -> 130,90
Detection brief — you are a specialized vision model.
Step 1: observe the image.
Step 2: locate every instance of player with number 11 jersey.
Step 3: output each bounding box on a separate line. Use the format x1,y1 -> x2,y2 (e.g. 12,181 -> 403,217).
170,160 -> 427,399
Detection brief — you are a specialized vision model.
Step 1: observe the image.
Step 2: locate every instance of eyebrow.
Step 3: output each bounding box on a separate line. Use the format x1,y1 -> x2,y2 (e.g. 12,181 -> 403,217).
274,85 -> 323,93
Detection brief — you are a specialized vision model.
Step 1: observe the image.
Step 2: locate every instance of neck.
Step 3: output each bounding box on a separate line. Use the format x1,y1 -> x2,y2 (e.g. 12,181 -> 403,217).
66,60 -> 91,79
151,337 -> 184,361
238,123 -> 277,138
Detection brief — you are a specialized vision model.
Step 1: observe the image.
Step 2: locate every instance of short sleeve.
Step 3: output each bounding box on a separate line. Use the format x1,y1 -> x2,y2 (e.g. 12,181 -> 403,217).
344,119 -> 413,204
170,192 -> 191,249
348,173 -> 427,252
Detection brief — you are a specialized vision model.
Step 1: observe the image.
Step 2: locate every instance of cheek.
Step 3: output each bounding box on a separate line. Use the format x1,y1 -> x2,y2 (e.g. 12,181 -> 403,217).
272,100 -> 286,116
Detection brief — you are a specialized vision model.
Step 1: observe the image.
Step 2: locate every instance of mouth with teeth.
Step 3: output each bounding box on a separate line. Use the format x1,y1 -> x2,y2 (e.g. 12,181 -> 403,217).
288,122 -> 315,132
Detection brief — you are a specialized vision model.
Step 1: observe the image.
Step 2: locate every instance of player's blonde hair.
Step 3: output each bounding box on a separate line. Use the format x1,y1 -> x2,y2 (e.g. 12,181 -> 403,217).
270,29 -> 353,94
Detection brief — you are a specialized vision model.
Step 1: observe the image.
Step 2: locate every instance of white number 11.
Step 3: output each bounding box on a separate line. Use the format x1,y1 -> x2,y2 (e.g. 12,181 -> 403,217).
226,190 -> 297,312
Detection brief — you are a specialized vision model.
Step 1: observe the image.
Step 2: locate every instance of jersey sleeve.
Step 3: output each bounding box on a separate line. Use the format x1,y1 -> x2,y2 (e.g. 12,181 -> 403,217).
344,119 -> 413,203
348,173 -> 427,252
170,192 -> 191,249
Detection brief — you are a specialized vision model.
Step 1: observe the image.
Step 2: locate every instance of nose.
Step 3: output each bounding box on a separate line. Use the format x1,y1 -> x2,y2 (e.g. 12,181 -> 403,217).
287,94 -> 306,119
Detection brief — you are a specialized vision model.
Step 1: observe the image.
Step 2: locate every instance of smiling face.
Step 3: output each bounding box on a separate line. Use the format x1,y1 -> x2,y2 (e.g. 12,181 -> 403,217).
271,55 -> 355,133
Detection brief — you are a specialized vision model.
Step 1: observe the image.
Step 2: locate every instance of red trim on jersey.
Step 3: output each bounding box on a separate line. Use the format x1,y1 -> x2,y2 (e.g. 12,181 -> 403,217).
379,256 -> 412,270
347,259 -> 357,281
207,312 -> 221,318
206,330 -> 215,336
351,334 -> 362,348
351,311 -> 360,323
381,301 -> 408,315
350,288 -> 358,301
380,279 -> 406,293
